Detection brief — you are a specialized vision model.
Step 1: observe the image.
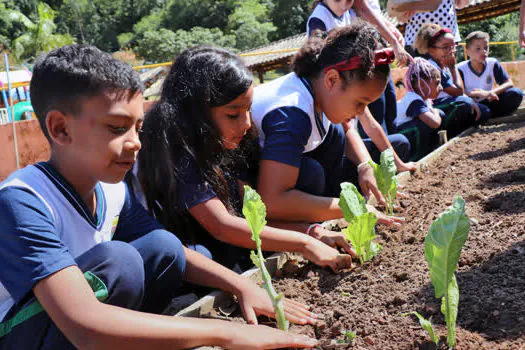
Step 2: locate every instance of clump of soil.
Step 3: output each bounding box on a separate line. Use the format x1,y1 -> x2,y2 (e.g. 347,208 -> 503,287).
275,122 -> 525,349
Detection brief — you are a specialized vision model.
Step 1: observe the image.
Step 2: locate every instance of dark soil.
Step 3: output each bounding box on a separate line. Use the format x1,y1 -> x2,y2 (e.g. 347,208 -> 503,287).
273,122 -> 525,349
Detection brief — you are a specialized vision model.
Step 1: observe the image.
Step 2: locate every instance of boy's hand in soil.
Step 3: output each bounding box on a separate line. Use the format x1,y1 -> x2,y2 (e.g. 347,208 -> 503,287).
237,278 -> 318,326
308,225 -> 356,257
366,204 -> 405,226
224,323 -> 318,350
302,238 -> 353,272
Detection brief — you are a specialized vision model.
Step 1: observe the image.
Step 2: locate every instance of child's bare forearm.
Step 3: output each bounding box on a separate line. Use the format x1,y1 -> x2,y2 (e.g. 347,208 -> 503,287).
492,81 -> 513,95
33,266 -> 231,349
183,246 -> 247,295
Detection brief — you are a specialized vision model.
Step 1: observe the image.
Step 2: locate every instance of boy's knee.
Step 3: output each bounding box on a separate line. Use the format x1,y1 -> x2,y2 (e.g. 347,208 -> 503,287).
87,241 -> 145,309
296,157 -> 326,196
140,230 -> 186,275
187,244 -> 213,260
456,95 -> 475,112
505,88 -> 524,106
477,102 -> 492,122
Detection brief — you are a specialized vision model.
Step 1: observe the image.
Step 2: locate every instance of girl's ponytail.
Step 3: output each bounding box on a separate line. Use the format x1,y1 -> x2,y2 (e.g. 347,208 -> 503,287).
292,30 -> 326,78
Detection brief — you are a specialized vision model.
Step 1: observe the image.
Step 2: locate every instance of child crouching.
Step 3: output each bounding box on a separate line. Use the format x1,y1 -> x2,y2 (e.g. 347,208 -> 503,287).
458,31 -> 523,120
396,58 -> 444,160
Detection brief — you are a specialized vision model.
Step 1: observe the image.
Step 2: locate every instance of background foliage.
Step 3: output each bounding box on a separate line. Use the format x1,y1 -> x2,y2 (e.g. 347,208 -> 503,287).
0,0 -> 522,64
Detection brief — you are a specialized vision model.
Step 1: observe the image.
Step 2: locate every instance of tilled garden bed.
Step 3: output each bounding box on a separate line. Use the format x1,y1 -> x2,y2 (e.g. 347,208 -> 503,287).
180,121 -> 525,350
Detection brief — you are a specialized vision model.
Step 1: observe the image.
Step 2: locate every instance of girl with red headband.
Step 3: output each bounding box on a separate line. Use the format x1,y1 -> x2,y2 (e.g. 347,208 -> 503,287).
307,0 -> 416,175
133,46 -> 354,274
412,23 -> 481,138
251,21 -> 405,228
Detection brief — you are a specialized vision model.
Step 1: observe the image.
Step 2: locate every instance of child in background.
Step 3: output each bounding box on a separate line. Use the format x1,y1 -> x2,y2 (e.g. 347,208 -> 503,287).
252,22 -> 406,226
458,31 -> 523,119
306,0 -> 416,173
0,45 -> 318,350
396,58 -> 444,160
133,46 -> 353,273
413,23 -> 481,137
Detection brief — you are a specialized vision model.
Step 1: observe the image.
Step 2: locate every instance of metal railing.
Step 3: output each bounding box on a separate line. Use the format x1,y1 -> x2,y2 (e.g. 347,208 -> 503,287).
458,40 -> 520,61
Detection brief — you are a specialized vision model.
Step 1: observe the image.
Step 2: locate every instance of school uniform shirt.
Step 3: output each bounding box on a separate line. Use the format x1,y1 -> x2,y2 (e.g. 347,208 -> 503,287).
428,57 -> 455,100
252,73 -> 331,168
307,1 -> 353,36
0,162 -> 162,322
395,91 -> 433,127
130,156 -> 244,241
348,0 -> 381,18
457,58 -> 509,102
404,0 -> 461,46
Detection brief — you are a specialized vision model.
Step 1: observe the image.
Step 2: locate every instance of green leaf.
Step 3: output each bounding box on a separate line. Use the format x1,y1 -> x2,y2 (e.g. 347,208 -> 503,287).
402,312 -> 439,345
441,276 -> 459,347
424,196 -> 469,298
370,148 -> 398,214
242,185 -> 267,247
339,182 -> 367,221
242,185 -> 287,331
425,195 -> 469,348
343,212 -> 380,264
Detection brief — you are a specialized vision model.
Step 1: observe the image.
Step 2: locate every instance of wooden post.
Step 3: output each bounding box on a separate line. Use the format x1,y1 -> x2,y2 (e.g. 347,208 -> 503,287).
258,70 -> 264,84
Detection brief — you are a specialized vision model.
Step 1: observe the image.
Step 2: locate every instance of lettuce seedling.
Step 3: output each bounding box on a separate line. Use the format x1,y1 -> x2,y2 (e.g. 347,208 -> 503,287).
242,185 -> 288,331
339,182 -> 382,264
402,312 -> 439,345
425,196 -> 470,348
369,148 -> 398,215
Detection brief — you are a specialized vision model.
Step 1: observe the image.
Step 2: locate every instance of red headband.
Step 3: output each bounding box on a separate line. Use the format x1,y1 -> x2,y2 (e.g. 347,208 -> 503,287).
323,48 -> 395,74
430,28 -> 453,47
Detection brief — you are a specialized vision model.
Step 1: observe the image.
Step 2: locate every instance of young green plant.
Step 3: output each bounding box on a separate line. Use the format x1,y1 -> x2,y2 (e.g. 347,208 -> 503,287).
424,195 -> 469,348
401,312 -> 439,345
242,185 -> 289,331
338,182 -> 382,264
369,148 -> 398,215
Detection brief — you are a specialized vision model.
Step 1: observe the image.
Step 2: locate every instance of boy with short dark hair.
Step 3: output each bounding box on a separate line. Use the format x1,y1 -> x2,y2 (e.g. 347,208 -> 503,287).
458,31 -> 524,119
0,44 -> 317,349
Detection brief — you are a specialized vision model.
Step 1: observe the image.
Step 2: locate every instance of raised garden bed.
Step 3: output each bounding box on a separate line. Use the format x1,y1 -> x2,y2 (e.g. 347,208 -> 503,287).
179,120 -> 525,349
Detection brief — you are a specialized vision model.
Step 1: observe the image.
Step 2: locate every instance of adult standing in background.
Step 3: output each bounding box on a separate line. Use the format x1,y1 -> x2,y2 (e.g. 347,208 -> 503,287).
403,0 -> 470,56
520,0 -> 525,47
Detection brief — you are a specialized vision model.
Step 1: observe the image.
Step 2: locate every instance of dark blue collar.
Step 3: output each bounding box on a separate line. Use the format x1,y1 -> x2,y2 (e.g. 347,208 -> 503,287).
467,60 -> 487,77
35,162 -> 106,229
319,2 -> 345,20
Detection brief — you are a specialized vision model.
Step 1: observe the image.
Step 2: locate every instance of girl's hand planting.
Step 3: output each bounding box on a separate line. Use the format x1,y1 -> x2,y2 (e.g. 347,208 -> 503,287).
237,277 -> 318,326
309,225 -> 356,257
302,238 -> 353,272
367,204 -> 405,226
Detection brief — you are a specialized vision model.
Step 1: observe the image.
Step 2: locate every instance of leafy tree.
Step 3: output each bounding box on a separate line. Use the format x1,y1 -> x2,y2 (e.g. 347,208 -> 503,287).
117,32 -> 134,49
459,12 -> 524,62
135,27 -> 236,63
228,0 -> 276,50
132,11 -> 164,38
162,0 -> 235,31
9,2 -> 75,61
269,0 -> 311,40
